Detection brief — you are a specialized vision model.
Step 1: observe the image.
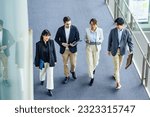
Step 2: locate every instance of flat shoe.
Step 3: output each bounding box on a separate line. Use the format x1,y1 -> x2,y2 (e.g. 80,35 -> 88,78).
116,85 -> 121,89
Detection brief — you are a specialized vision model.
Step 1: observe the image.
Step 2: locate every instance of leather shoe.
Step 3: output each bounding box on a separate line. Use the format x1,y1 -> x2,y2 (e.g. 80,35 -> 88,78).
89,78 -> 94,86
93,69 -> 96,75
70,71 -> 77,79
41,81 -> 44,85
48,90 -> 53,96
112,75 -> 116,80
63,77 -> 70,84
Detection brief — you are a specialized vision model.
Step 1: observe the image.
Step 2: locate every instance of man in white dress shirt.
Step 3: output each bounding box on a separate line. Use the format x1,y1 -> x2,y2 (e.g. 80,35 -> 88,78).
55,16 -> 80,84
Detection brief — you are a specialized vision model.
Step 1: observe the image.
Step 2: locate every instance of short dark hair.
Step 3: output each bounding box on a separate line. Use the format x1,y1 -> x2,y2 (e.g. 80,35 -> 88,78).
40,29 -> 51,41
90,18 -> 97,25
63,16 -> 71,23
0,19 -> 3,26
115,17 -> 124,25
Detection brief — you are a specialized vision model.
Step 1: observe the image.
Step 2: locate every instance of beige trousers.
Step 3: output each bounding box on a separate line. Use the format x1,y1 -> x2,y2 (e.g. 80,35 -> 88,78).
113,49 -> 124,82
62,49 -> 77,77
40,63 -> 54,90
86,45 -> 100,78
0,53 -> 8,80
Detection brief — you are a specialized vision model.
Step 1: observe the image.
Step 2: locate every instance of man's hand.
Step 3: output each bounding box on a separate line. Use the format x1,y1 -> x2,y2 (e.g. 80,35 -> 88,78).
108,51 -> 111,56
86,40 -> 90,44
129,51 -> 133,55
62,43 -> 69,47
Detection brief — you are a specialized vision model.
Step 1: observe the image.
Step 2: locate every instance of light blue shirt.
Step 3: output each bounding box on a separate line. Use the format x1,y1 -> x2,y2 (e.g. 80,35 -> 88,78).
118,29 -> 123,47
90,30 -> 97,42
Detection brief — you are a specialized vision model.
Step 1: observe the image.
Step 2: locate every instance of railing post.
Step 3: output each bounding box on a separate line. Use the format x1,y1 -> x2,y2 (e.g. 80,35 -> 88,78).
145,43 -> 150,87
114,0 -> 120,19
142,56 -> 146,84
130,14 -> 133,30
114,0 -> 117,19
105,0 -> 109,4
117,0 -> 120,17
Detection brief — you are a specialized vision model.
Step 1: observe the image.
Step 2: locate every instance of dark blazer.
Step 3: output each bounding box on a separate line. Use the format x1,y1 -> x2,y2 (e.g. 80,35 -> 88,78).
55,25 -> 80,54
108,28 -> 133,56
34,40 -> 57,68
2,28 -> 15,57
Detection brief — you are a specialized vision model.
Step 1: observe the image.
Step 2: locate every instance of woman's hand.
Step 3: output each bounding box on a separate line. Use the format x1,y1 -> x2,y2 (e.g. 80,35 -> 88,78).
108,51 -> 111,56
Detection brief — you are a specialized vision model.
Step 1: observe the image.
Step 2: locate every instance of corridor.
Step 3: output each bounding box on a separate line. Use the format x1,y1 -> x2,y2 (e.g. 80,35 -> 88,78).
28,0 -> 149,100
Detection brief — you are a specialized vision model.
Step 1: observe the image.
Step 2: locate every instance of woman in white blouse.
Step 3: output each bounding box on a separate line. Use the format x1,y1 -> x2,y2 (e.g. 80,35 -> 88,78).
85,18 -> 104,86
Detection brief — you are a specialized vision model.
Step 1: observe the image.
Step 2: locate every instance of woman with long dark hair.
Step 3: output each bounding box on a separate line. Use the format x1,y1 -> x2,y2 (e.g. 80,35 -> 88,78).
34,29 -> 57,96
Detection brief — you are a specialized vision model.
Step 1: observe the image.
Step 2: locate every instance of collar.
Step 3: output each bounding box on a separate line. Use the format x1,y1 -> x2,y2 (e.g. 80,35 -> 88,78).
117,28 -> 124,32
90,27 -> 98,33
64,25 -> 71,30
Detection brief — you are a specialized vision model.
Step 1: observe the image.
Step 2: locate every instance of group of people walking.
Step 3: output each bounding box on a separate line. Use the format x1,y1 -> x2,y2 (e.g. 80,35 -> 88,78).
34,16 -> 133,96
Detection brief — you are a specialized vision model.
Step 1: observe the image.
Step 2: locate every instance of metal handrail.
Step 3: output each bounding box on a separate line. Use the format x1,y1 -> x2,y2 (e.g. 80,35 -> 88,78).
120,0 -> 150,44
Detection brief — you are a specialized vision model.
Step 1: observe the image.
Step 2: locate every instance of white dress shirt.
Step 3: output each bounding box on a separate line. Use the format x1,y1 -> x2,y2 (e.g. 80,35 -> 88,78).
65,27 -> 70,43
118,29 -> 123,47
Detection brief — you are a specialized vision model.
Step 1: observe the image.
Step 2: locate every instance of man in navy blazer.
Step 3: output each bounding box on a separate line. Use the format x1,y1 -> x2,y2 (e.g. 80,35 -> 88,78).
108,17 -> 133,89
55,16 -> 80,84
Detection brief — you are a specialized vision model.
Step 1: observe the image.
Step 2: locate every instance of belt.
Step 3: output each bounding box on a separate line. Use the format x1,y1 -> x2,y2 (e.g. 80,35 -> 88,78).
87,42 -> 101,45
